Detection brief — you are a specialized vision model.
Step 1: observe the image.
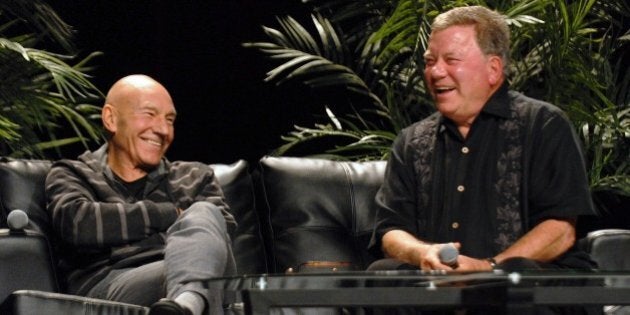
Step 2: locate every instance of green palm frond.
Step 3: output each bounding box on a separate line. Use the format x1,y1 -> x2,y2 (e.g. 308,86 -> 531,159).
244,14 -> 383,107
582,105 -> 630,195
275,106 -> 397,161
0,0 -> 103,158
368,0 -> 427,63
0,0 -> 75,52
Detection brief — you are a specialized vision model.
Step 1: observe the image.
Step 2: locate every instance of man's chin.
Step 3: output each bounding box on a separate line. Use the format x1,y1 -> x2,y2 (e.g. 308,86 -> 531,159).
138,160 -> 162,172
436,104 -> 456,116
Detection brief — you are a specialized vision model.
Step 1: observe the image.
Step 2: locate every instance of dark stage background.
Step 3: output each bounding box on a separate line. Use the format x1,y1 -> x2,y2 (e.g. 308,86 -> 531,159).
47,1 -> 318,165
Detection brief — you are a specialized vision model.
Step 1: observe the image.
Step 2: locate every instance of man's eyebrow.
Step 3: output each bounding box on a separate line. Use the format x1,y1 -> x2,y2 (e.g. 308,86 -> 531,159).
138,103 -> 176,115
138,104 -> 158,111
424,51 -> 459,59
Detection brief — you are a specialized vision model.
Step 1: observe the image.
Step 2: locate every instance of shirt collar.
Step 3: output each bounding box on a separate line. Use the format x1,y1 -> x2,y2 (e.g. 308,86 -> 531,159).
439,81 -> 511,130
88,143 -> 169,183
480,82 -> 510,119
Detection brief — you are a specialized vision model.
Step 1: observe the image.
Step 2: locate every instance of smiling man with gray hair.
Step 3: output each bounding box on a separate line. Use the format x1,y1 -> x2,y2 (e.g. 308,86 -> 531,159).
369,6 -> 599,314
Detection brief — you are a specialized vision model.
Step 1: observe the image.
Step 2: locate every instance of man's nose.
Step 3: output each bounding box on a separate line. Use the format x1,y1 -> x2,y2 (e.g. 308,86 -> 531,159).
153,117 -> 171,135
429,62 -> 447,78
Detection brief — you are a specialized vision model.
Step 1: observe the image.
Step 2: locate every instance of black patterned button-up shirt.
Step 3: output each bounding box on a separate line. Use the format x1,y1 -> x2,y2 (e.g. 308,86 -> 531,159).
370,83 -> 597,261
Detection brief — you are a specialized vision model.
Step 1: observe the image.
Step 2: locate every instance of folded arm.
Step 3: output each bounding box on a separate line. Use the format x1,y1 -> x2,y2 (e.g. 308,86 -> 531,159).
46,163 -> 178,248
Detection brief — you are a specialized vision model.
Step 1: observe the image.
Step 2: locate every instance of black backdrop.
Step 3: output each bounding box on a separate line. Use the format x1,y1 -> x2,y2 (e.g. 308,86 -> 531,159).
47,1 -> 316,164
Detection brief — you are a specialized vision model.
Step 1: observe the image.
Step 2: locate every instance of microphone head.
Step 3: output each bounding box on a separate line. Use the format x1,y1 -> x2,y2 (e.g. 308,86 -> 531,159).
7,209 -> 29,230
438,243 -> 459,267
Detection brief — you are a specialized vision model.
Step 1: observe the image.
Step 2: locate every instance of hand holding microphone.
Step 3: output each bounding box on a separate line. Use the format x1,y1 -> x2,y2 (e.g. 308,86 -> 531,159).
438,242 -> 459,269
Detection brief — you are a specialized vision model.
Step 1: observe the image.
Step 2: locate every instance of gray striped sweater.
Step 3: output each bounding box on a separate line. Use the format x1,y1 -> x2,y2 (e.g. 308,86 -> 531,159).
45,144 -> 236,294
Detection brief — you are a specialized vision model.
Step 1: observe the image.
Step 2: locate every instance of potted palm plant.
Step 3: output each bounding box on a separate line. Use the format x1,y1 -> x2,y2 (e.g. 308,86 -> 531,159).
0,0 -> 103,158
245,0 -> 629,220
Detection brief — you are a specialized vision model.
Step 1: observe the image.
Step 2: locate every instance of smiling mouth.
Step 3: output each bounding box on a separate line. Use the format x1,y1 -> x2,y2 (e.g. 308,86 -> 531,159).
143,138 -> 163,147
435,86 -> 455,94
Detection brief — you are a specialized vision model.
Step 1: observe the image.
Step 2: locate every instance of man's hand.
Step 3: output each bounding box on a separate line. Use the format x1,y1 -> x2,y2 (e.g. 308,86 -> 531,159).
419,242 -> 461,271
383,230 -> 492,271
420,244 -> 496,272
451,255 -> 494,272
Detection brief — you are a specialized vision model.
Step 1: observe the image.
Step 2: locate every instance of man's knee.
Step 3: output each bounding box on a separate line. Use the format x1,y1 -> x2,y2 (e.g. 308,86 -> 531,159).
169,201 -> 228,233
104,262 -> 166,306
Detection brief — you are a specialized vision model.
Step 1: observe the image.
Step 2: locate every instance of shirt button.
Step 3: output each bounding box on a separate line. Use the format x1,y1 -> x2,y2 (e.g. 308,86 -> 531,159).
457,185 -> 465,192
461,147 -> 470,154
452,222 -> 460,229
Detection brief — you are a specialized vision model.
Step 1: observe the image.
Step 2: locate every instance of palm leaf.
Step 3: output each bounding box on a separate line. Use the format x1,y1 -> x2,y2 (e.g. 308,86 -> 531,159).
0,0 -> 103,158
0,0 -> 75,52
244,14 -> 382,108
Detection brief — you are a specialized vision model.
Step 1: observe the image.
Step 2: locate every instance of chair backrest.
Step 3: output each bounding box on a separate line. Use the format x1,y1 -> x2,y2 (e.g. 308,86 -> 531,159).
0,158 -> 52,235
212,160 -> 267,274
256,156 -> 386,273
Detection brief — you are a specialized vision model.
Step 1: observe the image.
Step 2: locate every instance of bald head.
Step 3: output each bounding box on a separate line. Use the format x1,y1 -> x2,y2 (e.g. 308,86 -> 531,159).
105,75 -> 171,110
101,74 -> 177,180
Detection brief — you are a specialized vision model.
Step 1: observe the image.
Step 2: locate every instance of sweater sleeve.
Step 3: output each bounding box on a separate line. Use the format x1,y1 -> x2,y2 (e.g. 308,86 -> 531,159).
169,162 -> 237,233
45,161 -> 178,248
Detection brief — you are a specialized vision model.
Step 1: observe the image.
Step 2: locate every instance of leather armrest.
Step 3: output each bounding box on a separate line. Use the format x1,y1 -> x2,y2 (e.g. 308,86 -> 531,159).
0,229 -> 58,304
580,229 -> 630,271
3,290 -> 148,315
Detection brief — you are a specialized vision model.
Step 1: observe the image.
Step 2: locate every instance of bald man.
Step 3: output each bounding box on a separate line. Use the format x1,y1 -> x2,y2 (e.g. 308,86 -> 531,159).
45,75 -> 236,315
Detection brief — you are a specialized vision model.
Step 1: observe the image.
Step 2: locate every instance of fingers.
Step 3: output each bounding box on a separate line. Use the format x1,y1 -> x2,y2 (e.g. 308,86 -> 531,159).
420,243 -> 457,271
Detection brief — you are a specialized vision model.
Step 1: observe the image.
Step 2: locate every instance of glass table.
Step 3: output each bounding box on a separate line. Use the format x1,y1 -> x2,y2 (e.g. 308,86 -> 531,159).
208,270 -> 630,314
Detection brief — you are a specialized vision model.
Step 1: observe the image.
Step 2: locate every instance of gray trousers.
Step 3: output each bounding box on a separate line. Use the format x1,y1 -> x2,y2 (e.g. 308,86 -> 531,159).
87,202 -> 236,314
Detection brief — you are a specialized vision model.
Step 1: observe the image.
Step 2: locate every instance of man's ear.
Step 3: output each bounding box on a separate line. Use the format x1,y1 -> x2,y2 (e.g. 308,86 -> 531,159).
487,55 -> 504,85
102,104 -> 117,134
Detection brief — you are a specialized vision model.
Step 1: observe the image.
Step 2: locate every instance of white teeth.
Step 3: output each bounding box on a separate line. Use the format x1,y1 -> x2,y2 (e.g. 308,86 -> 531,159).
435,87 -> 454,93
145,139 -> 162,146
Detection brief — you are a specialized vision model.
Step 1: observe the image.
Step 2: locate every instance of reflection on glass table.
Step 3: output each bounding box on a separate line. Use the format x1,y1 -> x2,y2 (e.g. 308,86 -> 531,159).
209,270 -> 630,314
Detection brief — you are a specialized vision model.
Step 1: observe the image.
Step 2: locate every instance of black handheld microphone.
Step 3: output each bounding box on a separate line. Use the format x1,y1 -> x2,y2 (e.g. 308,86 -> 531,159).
438,243 -> 459,268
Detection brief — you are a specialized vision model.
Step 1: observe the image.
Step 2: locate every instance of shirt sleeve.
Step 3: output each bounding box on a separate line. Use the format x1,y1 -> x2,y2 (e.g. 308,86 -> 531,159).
527,107 -> 597,224
46,161 -> 178,248
369,130 -> 419,255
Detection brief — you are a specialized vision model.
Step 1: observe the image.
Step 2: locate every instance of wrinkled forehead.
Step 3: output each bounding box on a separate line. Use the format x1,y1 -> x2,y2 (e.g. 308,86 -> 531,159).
108,79 -> 176,113
135,90 -> 177,115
